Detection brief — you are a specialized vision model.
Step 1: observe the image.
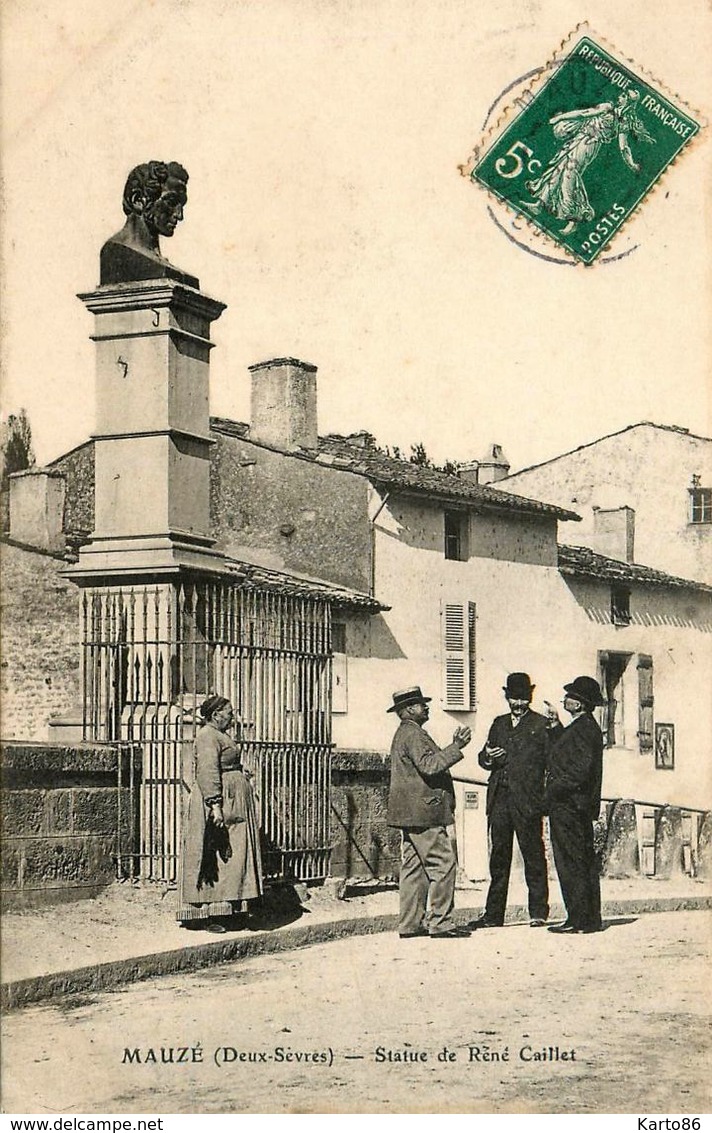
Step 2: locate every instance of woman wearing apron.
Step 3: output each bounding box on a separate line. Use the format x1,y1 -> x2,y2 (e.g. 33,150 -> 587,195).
178,696 -> 263,933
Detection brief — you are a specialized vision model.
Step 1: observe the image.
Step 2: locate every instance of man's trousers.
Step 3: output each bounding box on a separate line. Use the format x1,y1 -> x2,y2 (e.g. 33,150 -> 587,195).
549,804 -> 601,931
484,790 -> 549,924
399,825 -> 457,935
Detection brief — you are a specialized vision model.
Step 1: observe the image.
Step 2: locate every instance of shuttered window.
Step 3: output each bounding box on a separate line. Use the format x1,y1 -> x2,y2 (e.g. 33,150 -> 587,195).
637,653 -> 654,752
441,600 -> 476,710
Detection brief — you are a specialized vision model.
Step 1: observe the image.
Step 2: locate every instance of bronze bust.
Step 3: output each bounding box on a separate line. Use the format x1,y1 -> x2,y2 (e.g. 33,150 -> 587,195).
100,161 -> 198,286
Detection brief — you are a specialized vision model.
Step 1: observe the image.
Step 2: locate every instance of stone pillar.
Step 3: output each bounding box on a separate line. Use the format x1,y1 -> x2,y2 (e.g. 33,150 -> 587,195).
603,799 -> 640,877
695,811 -> 712,880
69,279 -> 227,578
654,806 -> 685,878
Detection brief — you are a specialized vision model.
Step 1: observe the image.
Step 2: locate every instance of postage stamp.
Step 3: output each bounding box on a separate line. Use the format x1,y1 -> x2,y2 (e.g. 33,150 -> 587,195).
464,28 -> 702,264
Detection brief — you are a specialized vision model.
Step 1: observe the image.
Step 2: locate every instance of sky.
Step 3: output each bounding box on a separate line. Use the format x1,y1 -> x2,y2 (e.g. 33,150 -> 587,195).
1,0 -> 710,473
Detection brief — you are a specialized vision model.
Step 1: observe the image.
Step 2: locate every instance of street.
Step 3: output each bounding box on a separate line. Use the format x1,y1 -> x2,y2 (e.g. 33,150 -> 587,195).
1,911 -> 710,1114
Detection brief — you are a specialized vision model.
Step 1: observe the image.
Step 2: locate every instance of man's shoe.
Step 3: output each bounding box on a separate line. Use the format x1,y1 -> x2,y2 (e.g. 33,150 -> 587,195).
530,918 -> 548,927
430,926 -> 472,938
399,928 -> 429,939
548,922 -> 583,934
467,915 -> 503,930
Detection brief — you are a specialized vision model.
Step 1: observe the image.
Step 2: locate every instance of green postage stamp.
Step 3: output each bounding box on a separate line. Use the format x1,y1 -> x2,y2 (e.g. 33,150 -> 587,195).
467,29 -> 702,264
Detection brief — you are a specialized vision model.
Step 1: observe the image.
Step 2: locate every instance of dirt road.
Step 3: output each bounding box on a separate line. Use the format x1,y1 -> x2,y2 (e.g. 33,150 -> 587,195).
2,911 -> 710,1114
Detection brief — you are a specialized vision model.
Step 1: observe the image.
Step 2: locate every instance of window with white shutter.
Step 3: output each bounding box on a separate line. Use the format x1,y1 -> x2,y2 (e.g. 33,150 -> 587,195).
332,622 -> 348,714
441,600 -> 476,710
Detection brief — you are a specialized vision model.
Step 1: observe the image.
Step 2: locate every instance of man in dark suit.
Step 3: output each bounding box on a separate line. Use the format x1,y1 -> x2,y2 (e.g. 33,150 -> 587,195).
387,686 -> 472,939
544,675 -> 605,935
470,672 -> 549,930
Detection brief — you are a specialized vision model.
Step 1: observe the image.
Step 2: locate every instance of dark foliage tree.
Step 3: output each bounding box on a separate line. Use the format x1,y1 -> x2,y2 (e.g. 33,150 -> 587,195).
1,409 -> 35,530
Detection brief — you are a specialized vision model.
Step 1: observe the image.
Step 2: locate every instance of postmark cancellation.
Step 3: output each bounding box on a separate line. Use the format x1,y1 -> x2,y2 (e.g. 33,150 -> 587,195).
463,26 -> 703,264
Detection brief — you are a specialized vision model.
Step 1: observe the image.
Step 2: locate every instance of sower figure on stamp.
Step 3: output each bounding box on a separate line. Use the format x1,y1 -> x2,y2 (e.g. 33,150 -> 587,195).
386,687 -> 472,939
468,673 -> 549,930
544,676 -> 605,935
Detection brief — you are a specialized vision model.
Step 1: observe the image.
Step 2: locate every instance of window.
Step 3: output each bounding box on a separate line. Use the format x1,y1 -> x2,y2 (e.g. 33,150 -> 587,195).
444,510 -> 468,561
441,600 -> 476,710
598,650 -> 653,751
611,584 -> 631,626
689,487 -> 712,524
598,650 -> 631,747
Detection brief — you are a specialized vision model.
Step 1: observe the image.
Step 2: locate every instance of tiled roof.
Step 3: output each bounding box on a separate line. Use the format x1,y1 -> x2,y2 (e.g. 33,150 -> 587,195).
224,556 -> 385,611
558,544 -> 712,594
210,418 -> 580,521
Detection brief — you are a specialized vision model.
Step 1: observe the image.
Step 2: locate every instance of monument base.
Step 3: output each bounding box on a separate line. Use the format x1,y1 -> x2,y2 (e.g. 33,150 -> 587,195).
63,534 -> 238,582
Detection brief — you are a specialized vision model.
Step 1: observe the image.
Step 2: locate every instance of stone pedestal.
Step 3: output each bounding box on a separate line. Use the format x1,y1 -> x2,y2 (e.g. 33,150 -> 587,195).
68,279 -> 227,579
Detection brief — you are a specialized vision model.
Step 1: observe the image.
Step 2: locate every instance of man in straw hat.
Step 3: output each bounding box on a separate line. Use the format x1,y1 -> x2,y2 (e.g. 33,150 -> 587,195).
544,676 -> 605,935
469,672 -> 549,930
386,686 -> 472,939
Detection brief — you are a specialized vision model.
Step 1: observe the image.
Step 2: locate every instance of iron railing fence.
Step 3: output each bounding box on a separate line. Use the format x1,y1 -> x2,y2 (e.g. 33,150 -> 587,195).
81,578 -> 333,884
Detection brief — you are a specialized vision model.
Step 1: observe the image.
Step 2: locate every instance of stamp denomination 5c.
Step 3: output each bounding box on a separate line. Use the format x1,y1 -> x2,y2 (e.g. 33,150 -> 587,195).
465,30 -> 702,264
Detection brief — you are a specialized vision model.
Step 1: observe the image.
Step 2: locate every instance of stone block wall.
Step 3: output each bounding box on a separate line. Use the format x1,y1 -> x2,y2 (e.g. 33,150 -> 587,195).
0,541 -> 81,741
330,750 -> 400,880
1,741 -> 139,907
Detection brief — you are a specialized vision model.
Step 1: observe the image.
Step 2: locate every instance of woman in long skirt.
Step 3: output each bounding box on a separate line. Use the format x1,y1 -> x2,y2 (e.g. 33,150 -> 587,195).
178,696 -> 263,933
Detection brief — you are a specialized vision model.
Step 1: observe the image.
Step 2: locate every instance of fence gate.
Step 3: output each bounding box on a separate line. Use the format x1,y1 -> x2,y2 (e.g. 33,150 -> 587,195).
81,577 -> 333,883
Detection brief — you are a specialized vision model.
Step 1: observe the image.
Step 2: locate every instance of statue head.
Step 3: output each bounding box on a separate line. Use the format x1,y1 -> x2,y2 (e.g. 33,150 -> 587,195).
122,161 -> 188,239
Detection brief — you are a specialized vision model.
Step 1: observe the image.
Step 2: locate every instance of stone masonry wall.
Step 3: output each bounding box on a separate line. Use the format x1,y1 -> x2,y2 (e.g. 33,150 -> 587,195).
1,741 -> 138,907
329,753 -> 711,884
49,441 -> 95,541
331,750 -> 400,879
0,542 -> 81,741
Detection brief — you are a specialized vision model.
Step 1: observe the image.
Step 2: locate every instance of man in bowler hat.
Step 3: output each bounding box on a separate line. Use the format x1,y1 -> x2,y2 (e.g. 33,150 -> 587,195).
544,676 -> 605,934
469,673 -> 550,929
387,687 -> 472,938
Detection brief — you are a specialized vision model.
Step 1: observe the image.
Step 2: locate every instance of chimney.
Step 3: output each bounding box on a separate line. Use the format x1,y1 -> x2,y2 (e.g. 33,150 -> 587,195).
457,461 -> 480,484
592,506 -> 635,563
249,358 -> 318,451
474,443 -> 510,485
9,469 -> 66,553
344,430 -> 376,449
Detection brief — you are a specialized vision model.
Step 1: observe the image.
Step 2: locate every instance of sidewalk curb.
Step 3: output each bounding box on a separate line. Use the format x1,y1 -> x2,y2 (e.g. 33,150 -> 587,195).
2,896 -> 711,1013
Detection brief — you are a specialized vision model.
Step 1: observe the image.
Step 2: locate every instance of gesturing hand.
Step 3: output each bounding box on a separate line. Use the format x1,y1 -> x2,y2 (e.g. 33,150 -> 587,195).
542,700 -> 560,727
453,725 -> 472,749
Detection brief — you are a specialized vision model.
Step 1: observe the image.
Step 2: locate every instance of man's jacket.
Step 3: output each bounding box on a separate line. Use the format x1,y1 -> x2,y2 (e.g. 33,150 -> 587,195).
545,713 -> 603,820
387,719 -> 464,828
478,710 -> 548,818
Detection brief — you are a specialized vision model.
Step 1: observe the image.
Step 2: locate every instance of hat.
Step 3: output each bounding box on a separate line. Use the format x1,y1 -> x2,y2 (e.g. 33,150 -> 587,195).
387,686 -> 432,713
503,672 -> 534,699
563,676 -> 604,709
